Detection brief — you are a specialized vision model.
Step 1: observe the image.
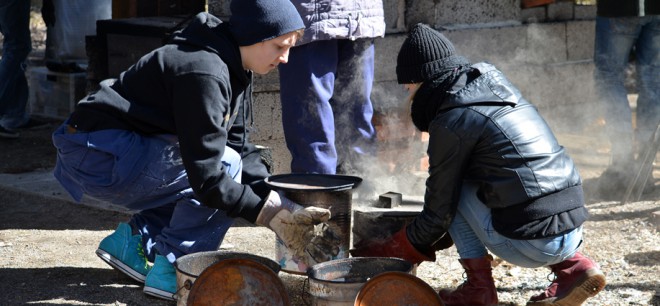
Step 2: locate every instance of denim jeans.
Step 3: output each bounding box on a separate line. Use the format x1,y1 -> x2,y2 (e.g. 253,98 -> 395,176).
594,15 -> 660,161
52,123 -> 242,262
447,183 -> 583,268
278,39 -> 377,174
0,0 -> 31,129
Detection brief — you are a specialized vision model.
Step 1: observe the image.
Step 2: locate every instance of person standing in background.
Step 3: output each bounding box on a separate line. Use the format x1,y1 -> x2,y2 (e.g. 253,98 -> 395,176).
0,0 -> 39,138
278,1 -> 385,186
594,0 -> 660,198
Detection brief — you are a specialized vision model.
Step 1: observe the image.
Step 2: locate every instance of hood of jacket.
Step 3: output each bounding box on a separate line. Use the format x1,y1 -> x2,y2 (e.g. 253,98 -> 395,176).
169,12 -> 249,86
439,63 -> 521,111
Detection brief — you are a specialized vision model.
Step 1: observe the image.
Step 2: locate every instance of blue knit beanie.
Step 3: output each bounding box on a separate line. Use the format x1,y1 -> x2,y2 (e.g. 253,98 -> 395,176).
229,0 -> 304,46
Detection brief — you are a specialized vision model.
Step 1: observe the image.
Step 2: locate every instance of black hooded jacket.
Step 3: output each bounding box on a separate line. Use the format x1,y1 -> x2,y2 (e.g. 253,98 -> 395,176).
407,63 -> 588,247
68,13 -> 270,223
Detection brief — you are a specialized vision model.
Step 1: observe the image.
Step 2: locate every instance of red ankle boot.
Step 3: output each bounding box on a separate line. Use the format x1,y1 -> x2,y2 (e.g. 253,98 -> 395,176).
527,252 -> 606,305
438,255 -> 498,306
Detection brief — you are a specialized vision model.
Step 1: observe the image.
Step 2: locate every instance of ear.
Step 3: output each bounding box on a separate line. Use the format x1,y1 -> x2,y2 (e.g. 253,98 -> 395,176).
238,45 -> 249,70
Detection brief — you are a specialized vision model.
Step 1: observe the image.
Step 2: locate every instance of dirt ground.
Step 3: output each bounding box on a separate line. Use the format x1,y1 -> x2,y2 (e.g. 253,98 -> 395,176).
1,117 -> 659,306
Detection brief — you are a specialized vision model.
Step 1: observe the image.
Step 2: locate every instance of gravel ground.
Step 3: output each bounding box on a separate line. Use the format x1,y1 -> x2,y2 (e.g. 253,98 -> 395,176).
1,186 -> 658,306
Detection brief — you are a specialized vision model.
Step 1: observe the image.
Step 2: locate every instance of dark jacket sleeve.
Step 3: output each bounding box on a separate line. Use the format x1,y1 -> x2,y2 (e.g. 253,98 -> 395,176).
171,72 -> 264,222
407,114 -> 474,248
226,92 -> 272,203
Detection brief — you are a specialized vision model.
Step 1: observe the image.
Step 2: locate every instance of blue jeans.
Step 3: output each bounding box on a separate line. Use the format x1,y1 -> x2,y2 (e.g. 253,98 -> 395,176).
52,123 -> 242,262
278,39 -> 377,174
0,0 -> 31,129
594,15 -> 660,161
448,183 -> 583,268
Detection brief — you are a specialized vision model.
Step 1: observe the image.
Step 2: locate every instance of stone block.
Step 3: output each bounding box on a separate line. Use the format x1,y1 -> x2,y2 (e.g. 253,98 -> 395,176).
406,0 -> 520,28
443,26 -> 529,65
374,35 -> 406,82
547,1 -> 574,21
404,0 -> 437,28
250,92 -> 291,174
504,61 -> 602,133
574,4 -> 597,20
253,69 -> 280,93
516,23 -> 567,64
567,20 -> 595,61
447,24 -> 568,65
265,140 -> 292,174
251,92 -> 281,142
521,6 -> 548,24
383,0 -> 407,33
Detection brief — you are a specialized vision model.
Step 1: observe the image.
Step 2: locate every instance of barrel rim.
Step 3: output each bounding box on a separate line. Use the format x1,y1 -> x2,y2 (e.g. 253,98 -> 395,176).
265,173 -> 362,192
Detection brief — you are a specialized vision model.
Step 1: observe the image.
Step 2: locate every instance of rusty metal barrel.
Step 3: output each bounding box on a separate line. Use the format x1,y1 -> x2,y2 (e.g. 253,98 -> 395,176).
174,251 -> 281,305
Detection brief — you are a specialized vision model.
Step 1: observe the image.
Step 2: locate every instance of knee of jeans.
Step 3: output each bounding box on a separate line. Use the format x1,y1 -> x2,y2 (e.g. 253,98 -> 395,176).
221,147 -> 242,179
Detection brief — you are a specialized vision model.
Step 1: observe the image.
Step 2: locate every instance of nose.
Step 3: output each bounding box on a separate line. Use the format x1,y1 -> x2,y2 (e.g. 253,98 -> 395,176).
279,49 -> 290,64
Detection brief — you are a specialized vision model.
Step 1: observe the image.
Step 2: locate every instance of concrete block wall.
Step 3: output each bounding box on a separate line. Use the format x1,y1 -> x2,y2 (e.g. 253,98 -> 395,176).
209,0 -> 600,175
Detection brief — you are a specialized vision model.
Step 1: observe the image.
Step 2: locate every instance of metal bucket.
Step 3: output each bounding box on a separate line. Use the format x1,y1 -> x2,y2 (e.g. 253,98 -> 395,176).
174,251 -> 281,305
265,174 -> 362,274
307,257 -> 413,306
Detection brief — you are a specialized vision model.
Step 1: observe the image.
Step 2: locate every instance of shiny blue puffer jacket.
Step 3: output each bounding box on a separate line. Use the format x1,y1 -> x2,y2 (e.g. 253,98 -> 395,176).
291,0 -> 385,45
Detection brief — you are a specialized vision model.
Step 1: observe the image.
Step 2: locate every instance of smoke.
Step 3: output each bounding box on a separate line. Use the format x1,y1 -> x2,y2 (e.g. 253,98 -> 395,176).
349,82 -> 428,207
285,41 -> 428,204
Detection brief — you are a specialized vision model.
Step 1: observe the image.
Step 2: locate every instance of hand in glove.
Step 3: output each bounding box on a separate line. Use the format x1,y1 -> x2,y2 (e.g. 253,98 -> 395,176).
350,226 -> 436,265
307,223 -> 342,263
256,191 -> 332,265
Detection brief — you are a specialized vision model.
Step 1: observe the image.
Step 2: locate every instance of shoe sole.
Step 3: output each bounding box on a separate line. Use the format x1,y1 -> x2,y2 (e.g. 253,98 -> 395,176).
527,268 -> 606,306
96,248 -> 147,283
143,286 -> 177,301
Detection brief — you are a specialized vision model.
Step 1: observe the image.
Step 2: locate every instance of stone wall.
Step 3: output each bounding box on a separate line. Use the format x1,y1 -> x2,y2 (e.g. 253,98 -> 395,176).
208,0 -> 601,175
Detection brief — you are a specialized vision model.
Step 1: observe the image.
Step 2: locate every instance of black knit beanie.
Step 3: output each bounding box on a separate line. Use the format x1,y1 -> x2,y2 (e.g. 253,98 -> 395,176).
396,23 -> 469,84
229,0 -> 304,46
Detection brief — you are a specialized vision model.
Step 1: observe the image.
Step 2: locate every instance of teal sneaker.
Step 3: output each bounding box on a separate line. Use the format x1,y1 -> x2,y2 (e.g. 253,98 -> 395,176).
143,255 -> 177,301
96,223 -> 151,283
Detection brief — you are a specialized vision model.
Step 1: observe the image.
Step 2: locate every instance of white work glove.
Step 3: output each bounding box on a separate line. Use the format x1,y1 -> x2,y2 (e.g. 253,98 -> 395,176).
256,191 -> 333,264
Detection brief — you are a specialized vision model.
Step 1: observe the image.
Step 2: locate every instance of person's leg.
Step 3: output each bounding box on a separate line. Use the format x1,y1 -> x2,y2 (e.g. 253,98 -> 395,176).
128,143 -> 242,261
279,40 -> 339,174
137,144 -> 241,301
53,127 -> 240,300
53,128 -> 241,254
52,127 -> 163,283
332,39 -> 377,174
447,202 -> 489,259
451,183 -> 577,268
632,16 -> 660,145
0,0 -> 31,129
593,16 -> 641,171
447,183 -> 604,305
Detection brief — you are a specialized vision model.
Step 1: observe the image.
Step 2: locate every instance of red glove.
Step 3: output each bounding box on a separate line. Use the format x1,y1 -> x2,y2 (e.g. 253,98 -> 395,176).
350,227 -> 436,265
